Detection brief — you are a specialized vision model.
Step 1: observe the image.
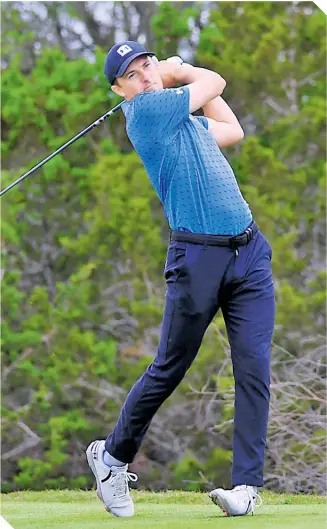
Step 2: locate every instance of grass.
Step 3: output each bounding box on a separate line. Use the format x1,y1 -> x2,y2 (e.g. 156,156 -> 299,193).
1,490 -> 326,529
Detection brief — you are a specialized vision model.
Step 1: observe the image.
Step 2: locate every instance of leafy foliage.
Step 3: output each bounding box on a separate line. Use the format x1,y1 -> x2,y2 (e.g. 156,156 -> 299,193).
1,2 -> 326,493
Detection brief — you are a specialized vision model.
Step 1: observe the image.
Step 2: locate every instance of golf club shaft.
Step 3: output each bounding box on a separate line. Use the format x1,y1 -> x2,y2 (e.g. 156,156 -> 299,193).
0,101 -> 124,197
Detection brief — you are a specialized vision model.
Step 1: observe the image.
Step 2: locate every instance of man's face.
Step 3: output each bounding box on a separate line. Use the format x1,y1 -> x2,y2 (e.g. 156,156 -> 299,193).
111,55 -> 163,101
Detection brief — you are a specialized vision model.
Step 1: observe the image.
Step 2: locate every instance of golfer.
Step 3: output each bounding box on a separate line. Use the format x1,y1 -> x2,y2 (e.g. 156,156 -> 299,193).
86,41 -> 275,518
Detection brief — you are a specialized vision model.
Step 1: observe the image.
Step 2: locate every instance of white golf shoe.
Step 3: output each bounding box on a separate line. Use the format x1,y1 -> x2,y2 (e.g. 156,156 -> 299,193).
209,484 -> 262,516
86,440 -> 138,517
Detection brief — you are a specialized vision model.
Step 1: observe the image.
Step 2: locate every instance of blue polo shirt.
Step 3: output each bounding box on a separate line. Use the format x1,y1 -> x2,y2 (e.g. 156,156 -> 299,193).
122,87 -> 252,235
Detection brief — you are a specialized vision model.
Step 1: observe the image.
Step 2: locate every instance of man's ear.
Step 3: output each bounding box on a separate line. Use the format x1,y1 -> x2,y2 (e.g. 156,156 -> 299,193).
111,83 -> 125,98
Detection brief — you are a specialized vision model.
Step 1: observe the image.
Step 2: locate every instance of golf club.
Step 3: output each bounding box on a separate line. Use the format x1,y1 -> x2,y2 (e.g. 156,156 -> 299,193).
0,101 -> 124,197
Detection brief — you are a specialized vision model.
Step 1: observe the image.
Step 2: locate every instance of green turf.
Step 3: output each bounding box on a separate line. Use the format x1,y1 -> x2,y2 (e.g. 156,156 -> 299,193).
1,490 -> 326,529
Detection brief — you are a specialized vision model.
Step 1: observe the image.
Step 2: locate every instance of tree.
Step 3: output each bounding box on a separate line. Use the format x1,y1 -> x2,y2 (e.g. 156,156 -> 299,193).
1,2 -> 326,493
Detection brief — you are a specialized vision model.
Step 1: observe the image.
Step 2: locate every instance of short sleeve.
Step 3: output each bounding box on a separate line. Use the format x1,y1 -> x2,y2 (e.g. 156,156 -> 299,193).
194,115 -> 209,130
133,87 -> 190,142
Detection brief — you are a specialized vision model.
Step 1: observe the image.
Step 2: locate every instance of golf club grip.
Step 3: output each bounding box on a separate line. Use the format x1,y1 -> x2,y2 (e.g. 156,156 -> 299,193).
0,101 -> 124,197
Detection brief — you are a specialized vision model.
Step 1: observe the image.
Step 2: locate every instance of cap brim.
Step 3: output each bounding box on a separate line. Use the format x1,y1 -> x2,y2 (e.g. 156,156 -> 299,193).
115,52 -> 155,80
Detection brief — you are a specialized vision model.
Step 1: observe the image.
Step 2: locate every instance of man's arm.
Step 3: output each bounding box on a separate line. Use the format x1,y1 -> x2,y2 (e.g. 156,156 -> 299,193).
157,61 -> 226,113
157,60 -> 243,148
203,96 -> 244,148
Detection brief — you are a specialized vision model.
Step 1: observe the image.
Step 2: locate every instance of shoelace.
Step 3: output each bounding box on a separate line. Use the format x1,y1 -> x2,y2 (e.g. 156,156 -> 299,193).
232,485 -> 263,515
110,471 -> 138,498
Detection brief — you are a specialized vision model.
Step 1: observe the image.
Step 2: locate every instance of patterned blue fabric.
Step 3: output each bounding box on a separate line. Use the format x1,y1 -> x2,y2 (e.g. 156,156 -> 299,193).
122,87 -> 252,235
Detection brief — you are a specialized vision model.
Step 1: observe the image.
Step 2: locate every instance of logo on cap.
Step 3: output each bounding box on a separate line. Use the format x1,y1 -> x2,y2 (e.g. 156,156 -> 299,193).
117,44 -> 133,57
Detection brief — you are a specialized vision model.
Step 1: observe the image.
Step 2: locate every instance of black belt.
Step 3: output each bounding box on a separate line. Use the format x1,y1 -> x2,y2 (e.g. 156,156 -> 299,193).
170,221 -> 258,249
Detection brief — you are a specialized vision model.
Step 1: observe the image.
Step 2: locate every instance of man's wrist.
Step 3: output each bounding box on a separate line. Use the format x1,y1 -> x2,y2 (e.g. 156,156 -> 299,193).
175,66 -> 226,91
173,63 -> 196,84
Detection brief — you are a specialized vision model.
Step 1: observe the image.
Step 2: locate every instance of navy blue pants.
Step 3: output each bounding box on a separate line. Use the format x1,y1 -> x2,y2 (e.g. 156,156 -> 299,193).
105,229 -> 275,487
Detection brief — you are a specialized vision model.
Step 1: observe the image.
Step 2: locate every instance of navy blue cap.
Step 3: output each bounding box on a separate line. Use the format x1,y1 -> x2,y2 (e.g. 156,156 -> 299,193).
104,41 -> 155,84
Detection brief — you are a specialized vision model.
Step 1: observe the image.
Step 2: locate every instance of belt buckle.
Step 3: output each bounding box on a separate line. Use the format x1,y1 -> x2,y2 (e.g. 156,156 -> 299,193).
229,235 -> 239,250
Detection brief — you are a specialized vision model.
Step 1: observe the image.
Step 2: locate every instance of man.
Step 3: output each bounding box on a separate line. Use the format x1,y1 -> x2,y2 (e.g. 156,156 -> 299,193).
86,41 -> 275,518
